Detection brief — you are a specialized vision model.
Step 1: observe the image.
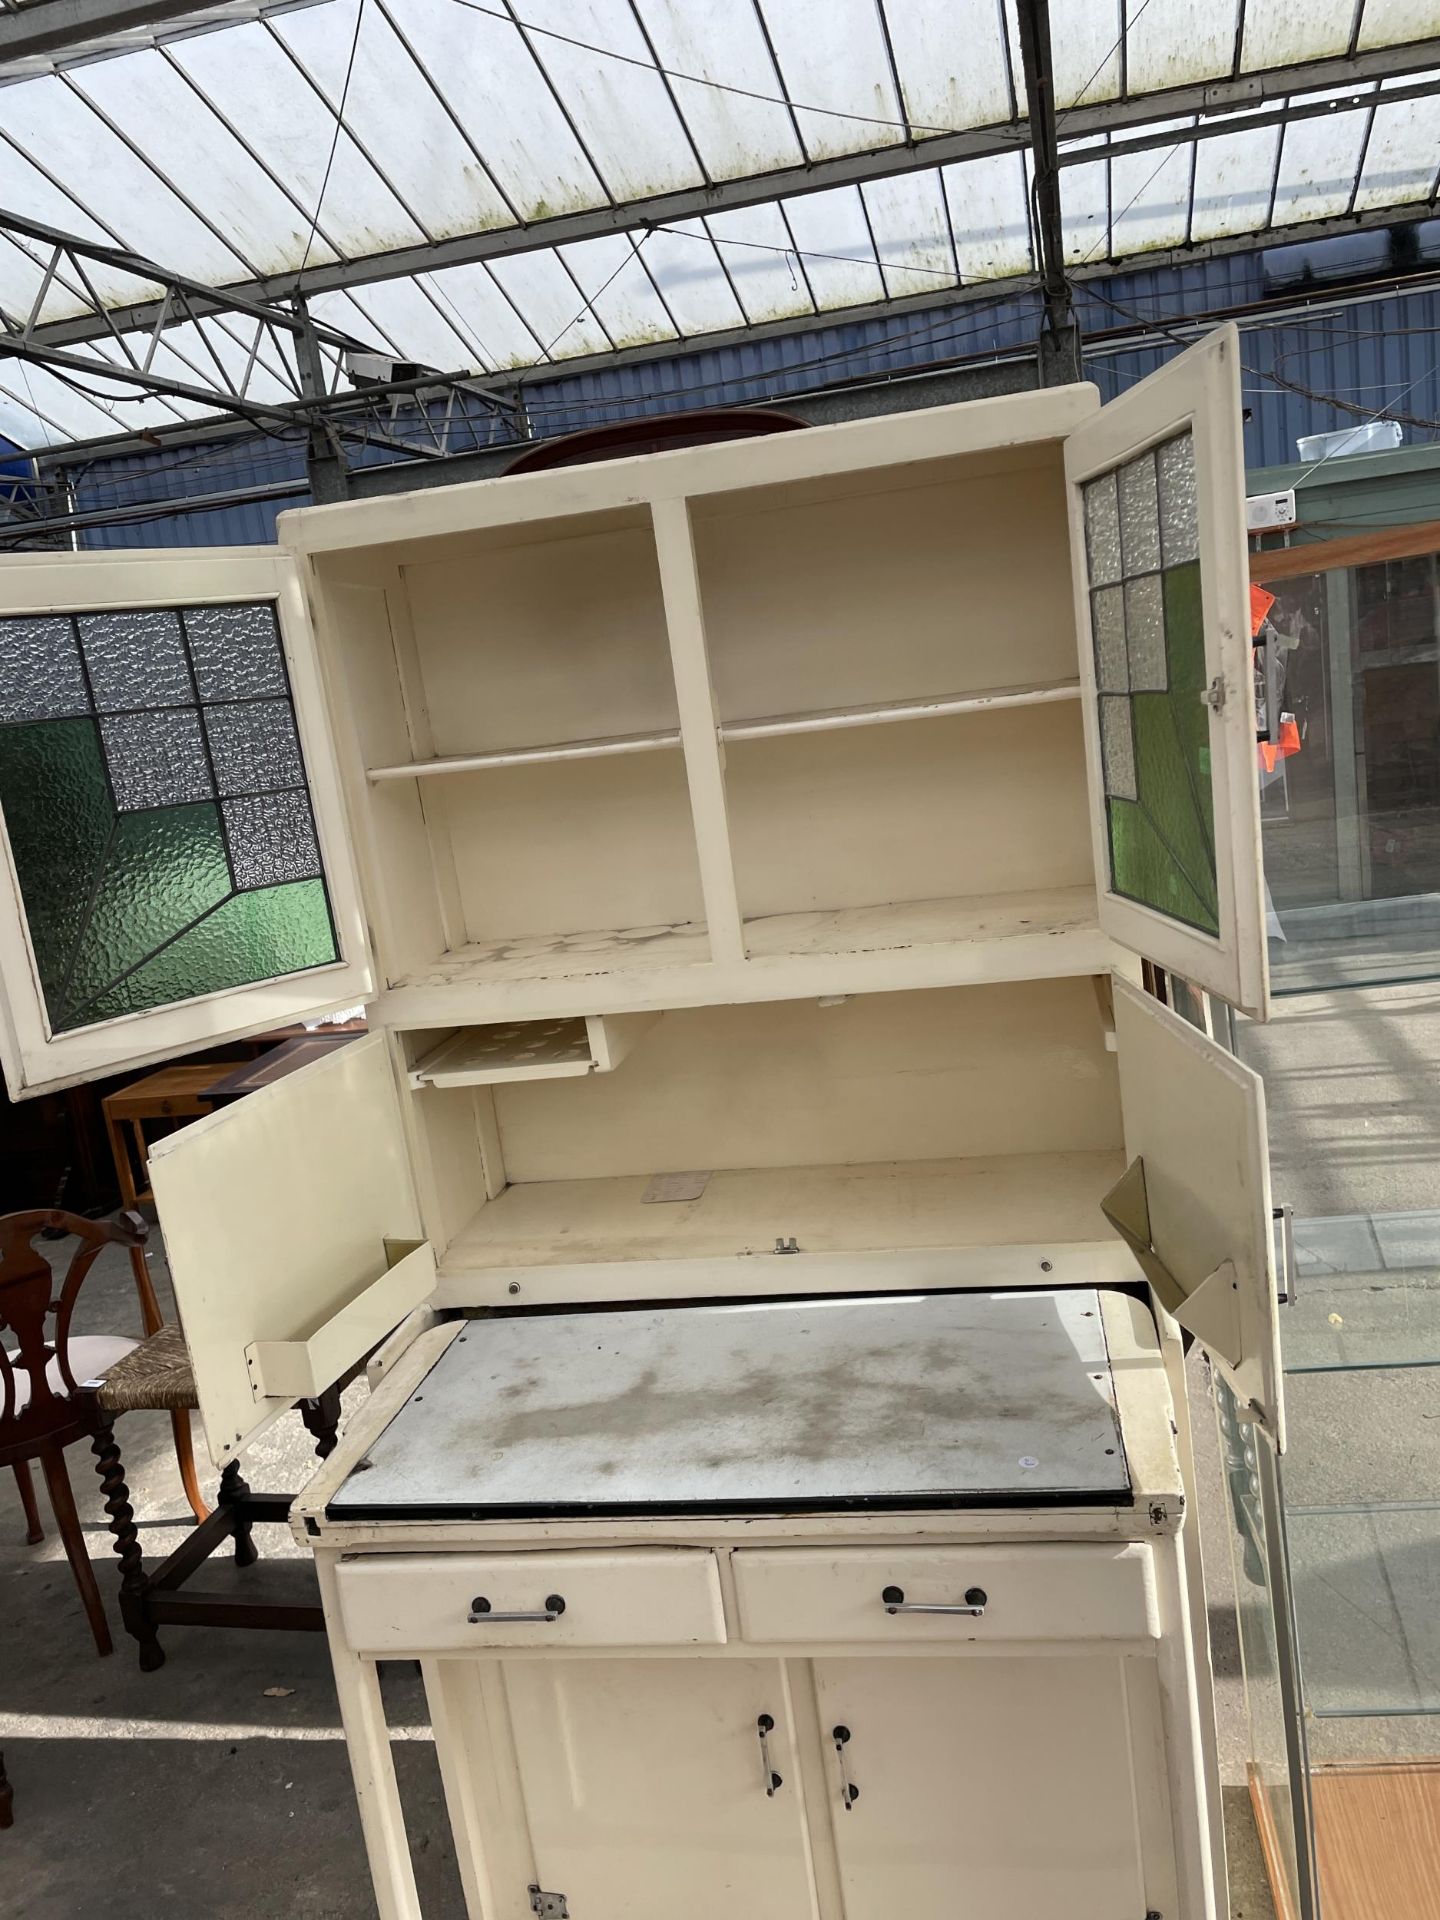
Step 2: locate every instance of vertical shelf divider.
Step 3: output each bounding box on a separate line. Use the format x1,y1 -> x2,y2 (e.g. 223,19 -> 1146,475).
651,494 -> 747,964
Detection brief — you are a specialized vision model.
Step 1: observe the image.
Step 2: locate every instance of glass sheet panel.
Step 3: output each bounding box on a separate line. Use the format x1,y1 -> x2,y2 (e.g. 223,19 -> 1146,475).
1083,470 -> 1122,585
0,597 -> 339,1034
203,699 -> 303,796
78,608 -> 192,710
1157,432 -> 1199,565
1099,695 -> 1137,801
1124,573 -> 1169,691
79,879 -> 336,1023
53,804 -> 230,1033
0,616 -> 90,721
1086,430 -> 1219,936
184,602 -> 287,700
222,790 -> 321,889
99,708 -> 212,812
1092,585 -> 1128,692
1118,450 -> 1161,574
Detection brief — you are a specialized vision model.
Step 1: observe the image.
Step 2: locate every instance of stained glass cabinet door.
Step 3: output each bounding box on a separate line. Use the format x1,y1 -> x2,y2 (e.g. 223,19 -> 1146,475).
1065,324 -> 1269,1020
0,549 -> 372,1099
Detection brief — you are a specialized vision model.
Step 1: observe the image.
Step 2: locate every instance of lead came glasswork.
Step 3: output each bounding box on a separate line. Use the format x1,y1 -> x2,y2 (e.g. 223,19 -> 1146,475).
100,708 -> 212,812
0,616 -> 90,722
1085,426 -> 1219,937
222,790 -> 321,890
0,598 -> 339,1034
203,700 -> 304,795
78,609 -> 192,711
1117,451 -> 1161,574
1083,469 -> 1122,585
1123,574 -> 1168,691
184,602 -> 288,701
1157,433 -> 1199,565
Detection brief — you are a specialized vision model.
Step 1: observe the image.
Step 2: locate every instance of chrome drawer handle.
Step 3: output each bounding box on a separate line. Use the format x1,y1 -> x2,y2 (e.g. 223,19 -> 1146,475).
756,1714 -> 783,1796
468,1594 -> 566,1624
881,1584 -> 987,1617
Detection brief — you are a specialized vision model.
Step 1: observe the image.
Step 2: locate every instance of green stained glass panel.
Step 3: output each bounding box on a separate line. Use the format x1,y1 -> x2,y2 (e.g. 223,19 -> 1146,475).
79,880 -> 337,1024
0,718 -> 113,992
0,596 -> 342,1041
1106,559 -> 1219,935
52,804 -> 231,1031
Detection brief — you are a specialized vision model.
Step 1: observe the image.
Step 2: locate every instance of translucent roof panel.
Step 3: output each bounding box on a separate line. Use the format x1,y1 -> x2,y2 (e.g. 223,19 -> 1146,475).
1,0 -> 1438,451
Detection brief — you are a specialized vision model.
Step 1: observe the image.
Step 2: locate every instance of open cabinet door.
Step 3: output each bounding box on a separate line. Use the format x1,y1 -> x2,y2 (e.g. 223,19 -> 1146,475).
0,549 -> 371,1098
147,1032 -> 429,1466
1065,325 -> 1268,1019
1106,977 -> 1283,1450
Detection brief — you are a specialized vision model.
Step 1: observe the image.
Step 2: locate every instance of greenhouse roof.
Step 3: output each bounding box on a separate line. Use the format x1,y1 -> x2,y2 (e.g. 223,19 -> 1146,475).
0,0 -> 1438,448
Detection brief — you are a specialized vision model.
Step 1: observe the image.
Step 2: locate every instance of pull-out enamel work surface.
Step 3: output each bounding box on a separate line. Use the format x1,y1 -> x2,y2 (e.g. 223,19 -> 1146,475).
328,1287 -> 1130,1521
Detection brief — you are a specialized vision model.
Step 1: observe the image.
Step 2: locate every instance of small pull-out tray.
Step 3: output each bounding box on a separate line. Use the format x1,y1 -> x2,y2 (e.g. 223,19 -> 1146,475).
328,1287 -> 1132,1521
408,1012 -> 658,1088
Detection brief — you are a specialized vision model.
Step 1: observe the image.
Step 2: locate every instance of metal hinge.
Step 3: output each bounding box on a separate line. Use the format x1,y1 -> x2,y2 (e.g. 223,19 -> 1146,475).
529,1889 -> 568,1919
774,1235 -> 799,1254
1206,674 -> 1226,711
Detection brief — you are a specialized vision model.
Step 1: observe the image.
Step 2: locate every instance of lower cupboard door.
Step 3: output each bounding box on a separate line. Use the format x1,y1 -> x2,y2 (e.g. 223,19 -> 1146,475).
502,1658 -> 818,1920
812,1656 -> 1158,1920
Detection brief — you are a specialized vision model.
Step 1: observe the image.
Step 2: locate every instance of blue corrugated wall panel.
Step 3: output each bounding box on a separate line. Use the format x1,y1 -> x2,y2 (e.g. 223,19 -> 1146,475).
71,240 -> 1440,547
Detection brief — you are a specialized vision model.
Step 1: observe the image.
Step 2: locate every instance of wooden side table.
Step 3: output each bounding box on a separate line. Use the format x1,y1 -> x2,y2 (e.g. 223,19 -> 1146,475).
101,1066 -> 223,1525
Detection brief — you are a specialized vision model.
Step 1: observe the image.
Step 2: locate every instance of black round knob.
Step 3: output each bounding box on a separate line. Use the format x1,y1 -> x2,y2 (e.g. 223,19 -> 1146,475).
965,1587 -> 988,1609
470,1596 -> 491,1614
881,1585 -> 905,1607
757,1713 -> 775,1733
832,1725 -> 851,1744
545,1594 -> 567,1616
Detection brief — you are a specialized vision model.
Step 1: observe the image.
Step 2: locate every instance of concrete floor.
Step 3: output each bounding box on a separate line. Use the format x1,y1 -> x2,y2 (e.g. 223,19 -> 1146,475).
3,978 -> 1437,1917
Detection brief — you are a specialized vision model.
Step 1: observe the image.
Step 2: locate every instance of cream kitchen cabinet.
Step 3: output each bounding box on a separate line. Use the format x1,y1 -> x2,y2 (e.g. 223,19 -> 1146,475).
0,326 -> 1281,1919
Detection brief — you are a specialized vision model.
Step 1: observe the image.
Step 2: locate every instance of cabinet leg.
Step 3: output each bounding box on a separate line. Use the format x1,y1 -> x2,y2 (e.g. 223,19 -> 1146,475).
91,1424 -> 163,1672
218,1458 -> 260,1568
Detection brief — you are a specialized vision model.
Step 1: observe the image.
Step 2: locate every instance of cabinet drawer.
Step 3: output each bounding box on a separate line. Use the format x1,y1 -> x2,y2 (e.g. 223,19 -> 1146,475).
334,1549 -> 726,1653
732,1544 -> 1158,1644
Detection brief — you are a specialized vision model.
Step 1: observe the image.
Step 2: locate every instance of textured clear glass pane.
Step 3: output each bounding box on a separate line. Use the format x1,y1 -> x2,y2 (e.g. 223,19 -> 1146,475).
1124,574 -> 1168,690
1157,432 -> 1199,565
222,790 -> 320,889
79,608 -> 192,710
184,602 -> 287,701
1106,560 -> 1219,936
100,707 -> 212,812
1099,696 -> 1137,800
78,877 -> 338,1024
1092,585 -> 1128,692
0,717 -> 112,1011
0,615 -> 90,722
203,699 -> 303,796
53,803 -> 230,1031
1118,450 -> 1161,574
1083,470 -> 1122,585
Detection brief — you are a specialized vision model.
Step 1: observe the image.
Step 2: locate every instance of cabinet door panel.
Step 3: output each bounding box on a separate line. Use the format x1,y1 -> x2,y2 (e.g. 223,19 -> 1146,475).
1066,325 -> 1268,1018
503,1658 -> 817,1920
0,549 -> 371,1099
813,1656 -> 1153,1920
147,1030 -> 419,1466
1112,974 -> 1283,1450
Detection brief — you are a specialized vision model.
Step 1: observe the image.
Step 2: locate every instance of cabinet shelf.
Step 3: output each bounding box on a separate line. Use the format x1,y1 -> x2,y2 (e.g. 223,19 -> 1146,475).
434,1149 -> 1129,1287
367,728 -> 682,781
366,680 -> 1081,782
375,887 -> 1114,1027
720,678 -> 1080,742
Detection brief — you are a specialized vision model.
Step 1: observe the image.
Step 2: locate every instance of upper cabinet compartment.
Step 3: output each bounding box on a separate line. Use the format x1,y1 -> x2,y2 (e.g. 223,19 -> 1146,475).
1065,328 -> 1269,1019
690,446 -> 1095,949
292,388 -> 1127,1028
0,551 -> 371,1100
